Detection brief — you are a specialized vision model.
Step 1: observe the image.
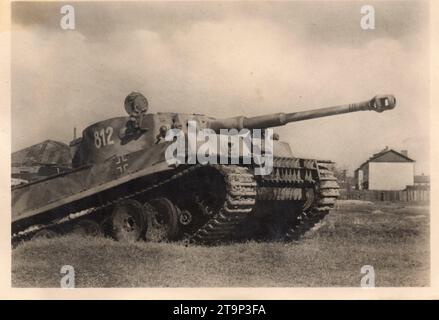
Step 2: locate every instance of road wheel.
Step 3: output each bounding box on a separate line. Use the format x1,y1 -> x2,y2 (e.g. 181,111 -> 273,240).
110,200 -> 145,242
73,219 -> 102,237
32,229 -> 58,240
145,198 -> 180,242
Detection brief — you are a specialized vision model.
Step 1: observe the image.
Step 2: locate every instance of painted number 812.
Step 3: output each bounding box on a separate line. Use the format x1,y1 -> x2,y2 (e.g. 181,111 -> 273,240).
94,127 -> 114,148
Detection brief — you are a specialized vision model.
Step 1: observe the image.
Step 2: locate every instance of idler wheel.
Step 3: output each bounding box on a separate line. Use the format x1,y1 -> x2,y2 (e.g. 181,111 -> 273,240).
110,200 -> 145,242
73,219 -> 102,237
179,210 -> 192,226
32,229 -> 58,240
145,198 -> 180,242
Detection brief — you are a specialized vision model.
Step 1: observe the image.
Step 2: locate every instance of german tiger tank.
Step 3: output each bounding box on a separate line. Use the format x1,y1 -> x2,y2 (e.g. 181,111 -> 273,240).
12,93 -> 396,245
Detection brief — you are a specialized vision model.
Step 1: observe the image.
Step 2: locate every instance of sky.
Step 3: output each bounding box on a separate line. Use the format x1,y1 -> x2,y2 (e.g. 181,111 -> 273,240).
11,1 -> 430,175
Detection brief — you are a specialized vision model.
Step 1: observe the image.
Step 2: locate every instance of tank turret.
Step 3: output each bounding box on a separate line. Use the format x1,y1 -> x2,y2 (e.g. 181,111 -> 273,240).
207,95 -> 396,132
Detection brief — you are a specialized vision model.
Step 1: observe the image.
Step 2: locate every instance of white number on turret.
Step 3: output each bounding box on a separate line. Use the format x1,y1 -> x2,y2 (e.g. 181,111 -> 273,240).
93,127 -> 115,148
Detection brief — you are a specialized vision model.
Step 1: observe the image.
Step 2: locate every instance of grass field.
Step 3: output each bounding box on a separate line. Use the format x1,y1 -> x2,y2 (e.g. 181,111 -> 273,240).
12,201 -> 429,287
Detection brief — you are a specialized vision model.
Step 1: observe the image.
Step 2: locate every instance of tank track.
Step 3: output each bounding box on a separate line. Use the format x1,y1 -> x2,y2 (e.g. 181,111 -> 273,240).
284,161 -> 340,240
189,165 -> 257,243
12,159 -> 338,244
250,158 -> 339,241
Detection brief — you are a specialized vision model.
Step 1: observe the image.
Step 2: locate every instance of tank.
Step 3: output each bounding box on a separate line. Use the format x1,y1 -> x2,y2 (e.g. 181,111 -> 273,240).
12,93 -> 396,244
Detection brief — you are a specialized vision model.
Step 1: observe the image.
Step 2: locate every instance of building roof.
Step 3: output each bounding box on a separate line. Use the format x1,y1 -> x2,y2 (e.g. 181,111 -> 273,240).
355,148 -> 415,172
12,140 -> 72,167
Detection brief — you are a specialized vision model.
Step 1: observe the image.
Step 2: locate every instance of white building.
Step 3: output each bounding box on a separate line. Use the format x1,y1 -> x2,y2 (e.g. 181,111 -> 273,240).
355,148 -> 415,191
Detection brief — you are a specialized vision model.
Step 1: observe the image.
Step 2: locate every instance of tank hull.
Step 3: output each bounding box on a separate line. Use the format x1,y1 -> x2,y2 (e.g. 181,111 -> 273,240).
12,138 -> 339,244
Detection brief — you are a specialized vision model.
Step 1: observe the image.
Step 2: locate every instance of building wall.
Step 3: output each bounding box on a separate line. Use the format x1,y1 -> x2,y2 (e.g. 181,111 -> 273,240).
368,162 -> 414,190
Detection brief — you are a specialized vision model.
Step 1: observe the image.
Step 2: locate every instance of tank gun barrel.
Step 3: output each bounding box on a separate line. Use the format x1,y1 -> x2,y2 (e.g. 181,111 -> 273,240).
207,95 -> 396,132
